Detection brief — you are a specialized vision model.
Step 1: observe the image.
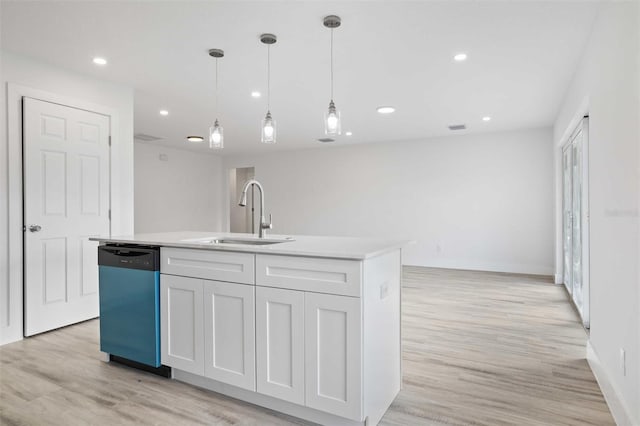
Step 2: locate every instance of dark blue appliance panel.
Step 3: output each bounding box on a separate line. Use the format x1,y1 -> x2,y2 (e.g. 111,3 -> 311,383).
99,266 -> 160,367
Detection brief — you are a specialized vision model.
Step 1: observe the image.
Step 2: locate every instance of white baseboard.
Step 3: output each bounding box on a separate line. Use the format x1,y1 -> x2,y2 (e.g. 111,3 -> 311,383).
403,258 -> 553,276
554,273 -> 563,284
586,341 -> 635,426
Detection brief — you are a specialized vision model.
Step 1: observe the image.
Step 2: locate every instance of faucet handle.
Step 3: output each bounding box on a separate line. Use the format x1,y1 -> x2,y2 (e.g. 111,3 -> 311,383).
263,214 -> 273,230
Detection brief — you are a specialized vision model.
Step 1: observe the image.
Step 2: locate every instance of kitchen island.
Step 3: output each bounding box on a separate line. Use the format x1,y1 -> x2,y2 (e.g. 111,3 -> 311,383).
92,231 -> 407,426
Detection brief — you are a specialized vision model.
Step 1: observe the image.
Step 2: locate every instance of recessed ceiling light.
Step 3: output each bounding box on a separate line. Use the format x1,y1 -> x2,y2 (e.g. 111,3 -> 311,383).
186,136 -> 204,142
92,57 -> 107,65
377,106 -> 395,114
345,131 -> 353,136
251,91 -> 261,98
453,53 -> 467,62
159,110 -> 169,116
482,116 -> 491,122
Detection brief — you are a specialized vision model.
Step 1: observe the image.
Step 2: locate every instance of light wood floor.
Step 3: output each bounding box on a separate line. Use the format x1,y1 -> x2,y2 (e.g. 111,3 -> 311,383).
0,267 -> 614,426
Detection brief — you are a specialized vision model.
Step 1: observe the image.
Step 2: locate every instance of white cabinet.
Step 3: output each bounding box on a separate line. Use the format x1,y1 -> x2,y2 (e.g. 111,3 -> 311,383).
161,274 -> 204,375
255,286 -> 305,405
203,280 -> 256,391
159,247 -> 400,426
305,292 -> 362,421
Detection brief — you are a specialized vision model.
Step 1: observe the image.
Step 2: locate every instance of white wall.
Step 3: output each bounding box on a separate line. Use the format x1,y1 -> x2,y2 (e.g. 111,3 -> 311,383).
223,128 -> 554,275
553,3 -> 640,425
0,51 -> 134,345
134,142 -> 223,233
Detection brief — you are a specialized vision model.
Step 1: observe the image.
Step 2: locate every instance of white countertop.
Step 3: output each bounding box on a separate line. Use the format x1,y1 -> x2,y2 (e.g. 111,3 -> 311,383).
90,231 -> 410,260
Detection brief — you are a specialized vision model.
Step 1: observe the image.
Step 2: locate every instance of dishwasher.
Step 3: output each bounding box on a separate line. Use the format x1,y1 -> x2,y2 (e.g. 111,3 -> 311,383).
98,244 -> 169,375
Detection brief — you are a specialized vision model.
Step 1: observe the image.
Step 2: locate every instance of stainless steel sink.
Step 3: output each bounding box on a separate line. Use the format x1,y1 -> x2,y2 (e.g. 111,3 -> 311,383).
216,238 -> 287,246
181,236 -> 294,246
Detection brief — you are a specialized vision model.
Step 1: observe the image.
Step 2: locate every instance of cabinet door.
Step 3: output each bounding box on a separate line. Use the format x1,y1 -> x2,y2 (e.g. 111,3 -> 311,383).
305,293 -> 362,421
256,286 -> 305,405
203,280 -> 256,391
161,274 -> 204,375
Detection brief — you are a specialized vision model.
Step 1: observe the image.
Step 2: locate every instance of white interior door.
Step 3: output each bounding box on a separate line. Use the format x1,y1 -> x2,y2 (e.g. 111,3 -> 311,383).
23,97 -> 110,336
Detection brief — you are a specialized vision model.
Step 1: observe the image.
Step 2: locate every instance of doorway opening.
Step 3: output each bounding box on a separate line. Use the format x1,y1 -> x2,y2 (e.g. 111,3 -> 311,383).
229,167 -> 255,234
561,117 -> 590,329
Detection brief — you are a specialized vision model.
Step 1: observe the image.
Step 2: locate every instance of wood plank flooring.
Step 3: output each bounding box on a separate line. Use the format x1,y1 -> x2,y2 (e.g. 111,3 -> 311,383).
0,267 -> 614,425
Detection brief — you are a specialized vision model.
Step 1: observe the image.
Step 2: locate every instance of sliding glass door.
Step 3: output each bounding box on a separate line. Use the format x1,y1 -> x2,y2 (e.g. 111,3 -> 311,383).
562,147 -> 573,295
562,118 -> 590,328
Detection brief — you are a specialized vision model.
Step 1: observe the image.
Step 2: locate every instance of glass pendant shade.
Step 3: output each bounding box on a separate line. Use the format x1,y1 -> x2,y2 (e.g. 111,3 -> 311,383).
261,111 -> 276,144
324,100 -> 341,136
209,119 -> 223,149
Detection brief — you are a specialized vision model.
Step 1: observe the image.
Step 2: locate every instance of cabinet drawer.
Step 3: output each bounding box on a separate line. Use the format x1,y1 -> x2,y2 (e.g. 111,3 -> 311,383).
161,248 -> 255,284
256,254 -> 361,297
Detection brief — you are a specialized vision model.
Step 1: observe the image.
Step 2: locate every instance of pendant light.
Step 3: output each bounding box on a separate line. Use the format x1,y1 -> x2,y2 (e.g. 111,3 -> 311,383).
260,33 -> 277,144
208,48 -> 224,149
323,15 -> 341,136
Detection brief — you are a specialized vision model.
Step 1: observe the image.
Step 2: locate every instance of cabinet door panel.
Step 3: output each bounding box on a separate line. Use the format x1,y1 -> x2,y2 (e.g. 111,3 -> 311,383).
256,286 -> 304,404
203,281 -> 255,391
161,274 -> 204,375
305,293 -> 362,420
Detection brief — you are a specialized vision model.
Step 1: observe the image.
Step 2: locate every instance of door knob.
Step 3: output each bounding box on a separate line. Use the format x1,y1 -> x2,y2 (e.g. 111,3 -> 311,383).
28,224 -> 42,232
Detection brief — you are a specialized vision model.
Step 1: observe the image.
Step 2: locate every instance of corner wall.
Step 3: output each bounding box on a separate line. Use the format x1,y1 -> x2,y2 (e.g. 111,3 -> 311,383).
553,3 -> 640,424
223,127 -> 554,275
0,51 -> 134,345
134,142 -> 223,233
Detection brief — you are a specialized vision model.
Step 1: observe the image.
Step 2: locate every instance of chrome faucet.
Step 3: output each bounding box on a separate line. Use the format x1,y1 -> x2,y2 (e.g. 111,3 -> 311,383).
238,179 -> 272,238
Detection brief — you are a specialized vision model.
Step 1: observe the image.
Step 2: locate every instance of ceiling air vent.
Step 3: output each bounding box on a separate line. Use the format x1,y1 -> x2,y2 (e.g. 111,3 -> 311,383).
448,124 -> 466,131
134,133 -> 163,142
317,138 -> 335,143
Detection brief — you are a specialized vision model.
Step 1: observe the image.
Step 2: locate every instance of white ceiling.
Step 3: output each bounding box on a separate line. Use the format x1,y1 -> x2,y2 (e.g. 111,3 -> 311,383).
1,1 -> 599,155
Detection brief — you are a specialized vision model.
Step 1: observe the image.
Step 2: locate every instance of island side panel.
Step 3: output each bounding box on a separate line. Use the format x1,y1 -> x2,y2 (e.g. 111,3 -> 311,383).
363,249 -> 401,425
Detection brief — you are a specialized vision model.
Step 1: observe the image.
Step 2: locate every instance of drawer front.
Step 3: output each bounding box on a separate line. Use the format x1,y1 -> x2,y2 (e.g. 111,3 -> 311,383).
161,248 -> 255,284
256,254 -> 361,297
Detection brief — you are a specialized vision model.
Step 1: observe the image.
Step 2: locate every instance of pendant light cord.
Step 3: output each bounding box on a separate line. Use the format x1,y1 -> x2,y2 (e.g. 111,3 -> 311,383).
215,58 -> 219,117
267,44 -> 271,111
330,28 -> 334,101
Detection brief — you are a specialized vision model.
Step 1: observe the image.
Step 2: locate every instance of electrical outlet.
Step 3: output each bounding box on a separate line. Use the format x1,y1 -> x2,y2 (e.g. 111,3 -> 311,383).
620,348 -> 626,376
159,153 -> 168,161
436,243 -> 442,254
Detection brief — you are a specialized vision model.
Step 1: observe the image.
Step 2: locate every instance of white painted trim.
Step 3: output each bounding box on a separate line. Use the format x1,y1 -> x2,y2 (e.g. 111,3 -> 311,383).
173,369 -> 365,426
405,260 -> 553,276
586,341 -> 634,426
3,83 -> 119,346
554,274 -> 563,285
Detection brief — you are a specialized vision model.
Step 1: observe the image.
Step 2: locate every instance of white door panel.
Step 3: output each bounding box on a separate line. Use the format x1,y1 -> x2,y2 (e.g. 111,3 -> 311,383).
161,275 -> 204,375
203,280 -> 256,391
305,292 -> 362,421
256,286 -> 305,405
23,97 -> 110,336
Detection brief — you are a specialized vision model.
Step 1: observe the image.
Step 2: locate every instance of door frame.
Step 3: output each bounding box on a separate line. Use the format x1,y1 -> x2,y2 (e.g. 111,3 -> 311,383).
6,83 -> 120,343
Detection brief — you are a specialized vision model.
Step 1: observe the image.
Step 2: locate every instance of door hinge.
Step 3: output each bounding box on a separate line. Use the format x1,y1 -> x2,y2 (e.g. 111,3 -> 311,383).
108,209 -> 111,220
108,135 -> 112,146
